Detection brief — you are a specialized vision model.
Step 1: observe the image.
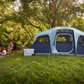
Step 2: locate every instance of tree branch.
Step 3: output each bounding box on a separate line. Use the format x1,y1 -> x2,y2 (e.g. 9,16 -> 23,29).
12,8 -> 43,31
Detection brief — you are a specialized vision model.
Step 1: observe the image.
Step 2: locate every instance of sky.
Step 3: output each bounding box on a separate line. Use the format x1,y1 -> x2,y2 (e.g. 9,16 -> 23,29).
78,0 -> 84,3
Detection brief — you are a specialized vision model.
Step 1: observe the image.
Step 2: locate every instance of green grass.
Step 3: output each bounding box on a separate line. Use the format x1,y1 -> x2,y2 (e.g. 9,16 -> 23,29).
0,52 -> 84,84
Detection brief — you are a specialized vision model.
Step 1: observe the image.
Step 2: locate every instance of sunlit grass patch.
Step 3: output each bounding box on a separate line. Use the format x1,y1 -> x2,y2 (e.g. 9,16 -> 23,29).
0,52 -> 84,84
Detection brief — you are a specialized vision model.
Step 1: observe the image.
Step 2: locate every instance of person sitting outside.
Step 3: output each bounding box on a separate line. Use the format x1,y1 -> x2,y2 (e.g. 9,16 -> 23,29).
0,47 -> 6,55
8,41 -> 14,53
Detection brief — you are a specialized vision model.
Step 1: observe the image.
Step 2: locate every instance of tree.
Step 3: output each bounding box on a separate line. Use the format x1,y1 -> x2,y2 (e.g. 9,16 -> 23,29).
1,0 -> 83,30
0,0 -> 84,48
0,0 -> 11,43
16,0 -> 83,29
69,16 -> 84,32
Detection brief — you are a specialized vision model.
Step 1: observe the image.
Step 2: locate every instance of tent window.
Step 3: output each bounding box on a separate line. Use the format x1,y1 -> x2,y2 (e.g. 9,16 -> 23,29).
69,37 -> 72,42
57,29 -> 73,33
77,36 -> 84,54
78,36 -> 84,44
56,36 -> 66,42
34,35 -> 50,43
56,35 -> 72,43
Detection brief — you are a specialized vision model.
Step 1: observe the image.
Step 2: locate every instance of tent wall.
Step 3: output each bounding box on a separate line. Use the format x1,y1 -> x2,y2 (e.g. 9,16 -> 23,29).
32,35 -> 51,53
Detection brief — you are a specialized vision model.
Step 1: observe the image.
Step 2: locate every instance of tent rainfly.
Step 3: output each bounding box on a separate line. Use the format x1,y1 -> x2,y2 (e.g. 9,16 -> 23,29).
32,27 -> 84,56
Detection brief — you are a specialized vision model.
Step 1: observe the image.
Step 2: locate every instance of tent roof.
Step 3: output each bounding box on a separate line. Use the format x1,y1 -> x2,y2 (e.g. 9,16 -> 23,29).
35,27 -> 84,37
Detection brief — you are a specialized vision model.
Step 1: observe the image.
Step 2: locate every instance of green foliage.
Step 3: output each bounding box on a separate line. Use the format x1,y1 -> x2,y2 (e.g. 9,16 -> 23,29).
69,16 -> 84,32
28,0 -> 83,28
0,52 -> 84,84
0,25 -> 9,43
0,0 -> 84,49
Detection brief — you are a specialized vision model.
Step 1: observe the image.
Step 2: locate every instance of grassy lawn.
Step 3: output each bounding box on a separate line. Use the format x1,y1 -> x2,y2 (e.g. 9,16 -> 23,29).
0,52 -> 84,84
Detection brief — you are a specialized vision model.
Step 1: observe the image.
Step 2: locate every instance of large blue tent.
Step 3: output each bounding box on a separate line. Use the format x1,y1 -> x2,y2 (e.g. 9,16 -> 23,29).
32,27 -> 84,56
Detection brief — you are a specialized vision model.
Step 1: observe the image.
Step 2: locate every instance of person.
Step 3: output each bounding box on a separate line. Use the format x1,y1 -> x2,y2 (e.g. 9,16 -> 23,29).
0,44 -> 2,53
0,47 -> 6,55
2,47 -> 6,55
8,41 -> 14,53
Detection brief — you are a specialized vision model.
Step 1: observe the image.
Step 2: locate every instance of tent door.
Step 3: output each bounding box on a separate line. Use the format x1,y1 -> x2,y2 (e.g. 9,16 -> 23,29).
55,33 -> 74,54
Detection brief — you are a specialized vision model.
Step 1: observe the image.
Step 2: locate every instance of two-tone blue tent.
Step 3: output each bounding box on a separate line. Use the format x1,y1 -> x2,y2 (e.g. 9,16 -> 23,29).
32,27 -> 84,56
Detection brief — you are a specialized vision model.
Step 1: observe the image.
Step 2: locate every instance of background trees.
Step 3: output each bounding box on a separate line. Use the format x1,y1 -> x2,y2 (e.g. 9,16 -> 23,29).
0,0 -> 84,49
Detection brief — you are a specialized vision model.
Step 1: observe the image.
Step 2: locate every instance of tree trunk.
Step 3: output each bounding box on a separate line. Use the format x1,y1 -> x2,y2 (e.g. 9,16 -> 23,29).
51,19 -> 56,28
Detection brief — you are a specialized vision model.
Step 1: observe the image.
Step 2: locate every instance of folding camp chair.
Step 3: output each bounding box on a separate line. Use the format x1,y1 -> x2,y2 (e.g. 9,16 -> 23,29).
12,43 -> 16,50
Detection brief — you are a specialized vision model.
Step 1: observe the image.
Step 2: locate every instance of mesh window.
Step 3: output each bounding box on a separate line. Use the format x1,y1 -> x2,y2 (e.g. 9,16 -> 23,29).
78,36 -> 84,44
57,29 -> 73,33
34,35 -> 50,43
56,35 -> 72,43
77,36 -> 84,54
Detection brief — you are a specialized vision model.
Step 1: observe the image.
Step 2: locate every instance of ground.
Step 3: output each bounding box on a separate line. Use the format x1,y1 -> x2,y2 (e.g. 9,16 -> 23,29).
0,51 -> 84,84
